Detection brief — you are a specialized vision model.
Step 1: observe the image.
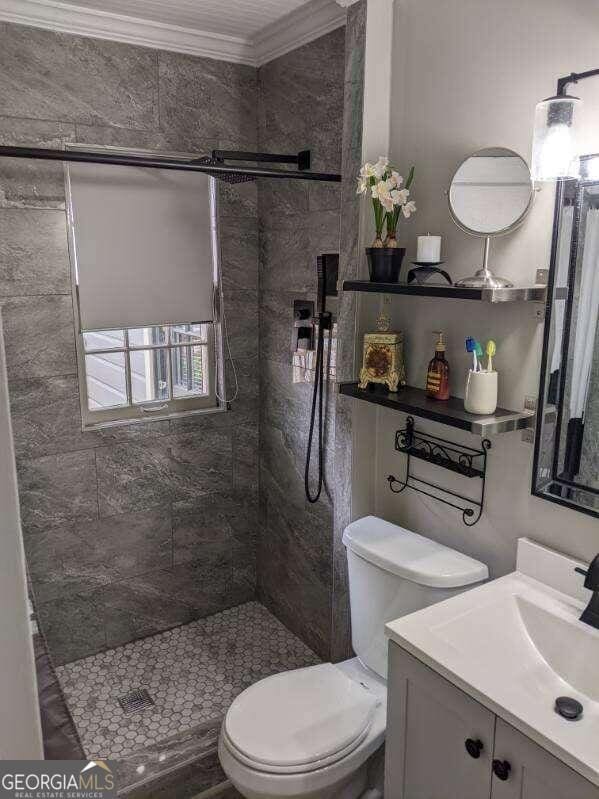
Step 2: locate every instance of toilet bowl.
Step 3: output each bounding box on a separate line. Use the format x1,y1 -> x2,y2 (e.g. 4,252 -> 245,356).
218,658 -> 386,799
219,516 -> 488,799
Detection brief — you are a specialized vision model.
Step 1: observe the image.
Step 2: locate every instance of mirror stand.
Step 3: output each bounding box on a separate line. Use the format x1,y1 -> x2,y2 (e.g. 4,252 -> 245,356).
455,236 -> 514,289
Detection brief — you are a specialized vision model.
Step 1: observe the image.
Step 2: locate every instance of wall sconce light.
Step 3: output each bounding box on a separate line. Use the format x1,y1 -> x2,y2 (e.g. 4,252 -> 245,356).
531,69 -> 599,182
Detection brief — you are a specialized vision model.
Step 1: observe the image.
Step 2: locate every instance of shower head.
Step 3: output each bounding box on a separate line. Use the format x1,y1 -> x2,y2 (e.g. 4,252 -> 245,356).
191,156 -> 257,184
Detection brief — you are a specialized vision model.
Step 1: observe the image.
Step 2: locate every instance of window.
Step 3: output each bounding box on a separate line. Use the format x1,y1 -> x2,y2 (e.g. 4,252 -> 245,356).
80,323 -> 216,426
65,148 -> 225,429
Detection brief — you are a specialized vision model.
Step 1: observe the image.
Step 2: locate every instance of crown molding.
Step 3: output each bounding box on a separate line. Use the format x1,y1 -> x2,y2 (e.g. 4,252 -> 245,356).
0,0 -> 347,67
0,0 -> 256,64
254,0 -> 346,66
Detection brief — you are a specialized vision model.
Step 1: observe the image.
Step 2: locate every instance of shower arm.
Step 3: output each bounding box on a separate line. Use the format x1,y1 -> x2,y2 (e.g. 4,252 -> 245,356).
0,145 -> 341,182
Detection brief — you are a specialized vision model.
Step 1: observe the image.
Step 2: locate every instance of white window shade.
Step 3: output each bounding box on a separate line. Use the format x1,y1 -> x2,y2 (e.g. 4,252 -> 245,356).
68,162 -> 217,331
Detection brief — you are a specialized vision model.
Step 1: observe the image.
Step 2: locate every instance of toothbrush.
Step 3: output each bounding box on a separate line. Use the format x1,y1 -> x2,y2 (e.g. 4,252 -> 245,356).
486,340 -> 496,372
466,337 -> 478,372
474,341 -> 484,372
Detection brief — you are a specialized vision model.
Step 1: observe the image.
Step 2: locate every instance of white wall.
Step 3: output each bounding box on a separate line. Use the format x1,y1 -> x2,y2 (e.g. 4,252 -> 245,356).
0,311 -> 43,758
354,0 -> 599,576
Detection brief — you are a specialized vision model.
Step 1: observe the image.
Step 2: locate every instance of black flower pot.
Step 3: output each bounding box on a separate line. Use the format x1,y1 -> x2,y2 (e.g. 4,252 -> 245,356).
366,247 -> 406,283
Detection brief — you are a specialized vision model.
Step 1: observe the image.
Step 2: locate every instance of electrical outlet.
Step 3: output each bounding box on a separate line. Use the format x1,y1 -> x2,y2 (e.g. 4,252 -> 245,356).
533,304 -> 546,322
521,427 -> 535,444
535,268 -> 549,285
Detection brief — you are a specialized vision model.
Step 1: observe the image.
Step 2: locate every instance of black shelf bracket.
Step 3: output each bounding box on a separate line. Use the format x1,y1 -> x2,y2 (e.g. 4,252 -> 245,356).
387,416 -> 492,526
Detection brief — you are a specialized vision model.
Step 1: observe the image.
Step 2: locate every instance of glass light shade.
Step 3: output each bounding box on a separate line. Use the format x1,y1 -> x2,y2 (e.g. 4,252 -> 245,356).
531,95 -> 582,181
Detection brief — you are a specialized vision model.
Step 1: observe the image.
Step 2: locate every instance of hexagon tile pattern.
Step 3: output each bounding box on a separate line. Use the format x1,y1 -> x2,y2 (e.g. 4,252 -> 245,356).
56,602 -> 320,759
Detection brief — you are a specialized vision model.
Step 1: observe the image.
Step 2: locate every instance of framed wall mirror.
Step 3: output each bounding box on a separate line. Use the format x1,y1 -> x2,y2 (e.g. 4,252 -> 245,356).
533,154 -> 599,517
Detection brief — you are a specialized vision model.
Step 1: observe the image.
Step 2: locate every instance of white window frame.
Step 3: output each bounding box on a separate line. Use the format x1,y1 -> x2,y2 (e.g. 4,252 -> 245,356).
64,145 -> 227,431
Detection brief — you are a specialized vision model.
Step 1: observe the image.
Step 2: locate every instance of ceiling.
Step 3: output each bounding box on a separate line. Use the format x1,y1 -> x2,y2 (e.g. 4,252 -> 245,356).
0,0 -> 347,66
53,0 -> 314,39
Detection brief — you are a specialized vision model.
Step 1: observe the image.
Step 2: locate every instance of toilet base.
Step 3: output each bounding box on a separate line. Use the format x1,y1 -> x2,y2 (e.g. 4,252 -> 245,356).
226,762 -> 367,799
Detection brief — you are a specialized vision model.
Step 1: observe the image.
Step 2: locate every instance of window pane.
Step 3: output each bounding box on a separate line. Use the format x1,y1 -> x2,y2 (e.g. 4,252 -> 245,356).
83,329 -> 125,352
85,351 -> 128,409
170,323 -> 208,345
128,326 -> 168,348
172,345 -> 209,398
130,348 -> 170,404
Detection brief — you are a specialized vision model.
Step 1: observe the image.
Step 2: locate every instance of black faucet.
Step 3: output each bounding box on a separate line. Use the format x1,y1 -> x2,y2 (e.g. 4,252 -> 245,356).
575,555 -> 599,628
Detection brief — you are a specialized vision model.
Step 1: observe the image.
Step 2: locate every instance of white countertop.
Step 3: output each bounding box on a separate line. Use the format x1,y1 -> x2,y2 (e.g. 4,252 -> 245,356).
386,545 -> 599,786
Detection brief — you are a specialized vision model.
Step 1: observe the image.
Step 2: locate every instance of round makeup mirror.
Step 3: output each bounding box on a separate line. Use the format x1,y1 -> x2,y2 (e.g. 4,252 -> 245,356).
448,147 -> 533,288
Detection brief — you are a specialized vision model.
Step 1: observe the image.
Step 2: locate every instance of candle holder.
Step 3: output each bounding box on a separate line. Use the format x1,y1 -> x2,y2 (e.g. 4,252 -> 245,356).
407,261 -> 452,285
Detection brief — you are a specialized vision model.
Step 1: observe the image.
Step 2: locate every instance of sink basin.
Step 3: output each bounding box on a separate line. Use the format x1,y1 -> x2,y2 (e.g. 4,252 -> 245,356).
517,595 -> 599,703
385,538 -> 599,786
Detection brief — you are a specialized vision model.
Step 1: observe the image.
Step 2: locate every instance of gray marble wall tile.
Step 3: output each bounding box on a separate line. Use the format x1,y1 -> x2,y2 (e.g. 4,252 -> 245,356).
260,290 -> 301,365
9,375 -> 170,459
223,288 -> 259,361
1,294 -> 76,380
220,217 -> 259,295
99,572 -> 198,649
0,209 -> 70,296
37,592 -> 106,665
17,449 -> 98,533
96,430 -> 233,517
0,117 -> 74,208
258,467 -> 332,658
218,181 -> 258,220
0,23 -> 158,129
73,122 -> 217,157
331,1 -> 366,663
25,508 -> 172,604
158,52 -> 257,151
233,425 -> 259,491
256,26 -> 344,660
260,211 -> 341,295
0,19 -> 262,661
257,28 -> 345,173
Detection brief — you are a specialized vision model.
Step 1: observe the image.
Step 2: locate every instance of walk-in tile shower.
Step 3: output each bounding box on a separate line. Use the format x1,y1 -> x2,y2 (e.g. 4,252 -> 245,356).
0,4 -> 365,794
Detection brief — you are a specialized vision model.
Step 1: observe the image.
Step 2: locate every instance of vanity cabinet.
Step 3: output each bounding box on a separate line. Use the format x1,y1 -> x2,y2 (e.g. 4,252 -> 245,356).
386,642 -> 599,799
385,642 -> 495,799
491,718 -> 599,799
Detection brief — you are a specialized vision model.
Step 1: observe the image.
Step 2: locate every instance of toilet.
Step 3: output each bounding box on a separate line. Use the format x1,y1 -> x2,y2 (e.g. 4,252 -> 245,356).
218,516 -> 488,799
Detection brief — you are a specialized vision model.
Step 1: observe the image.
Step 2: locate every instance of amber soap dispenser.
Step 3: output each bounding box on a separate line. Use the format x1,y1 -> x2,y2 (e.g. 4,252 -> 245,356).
426,332 -> 450,400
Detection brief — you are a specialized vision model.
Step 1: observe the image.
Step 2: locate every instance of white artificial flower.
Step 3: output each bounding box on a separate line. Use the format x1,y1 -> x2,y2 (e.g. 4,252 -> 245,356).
401,200 -> 417,218
387,170 -> 403,189
356,176 -> 369,195
390,188 -> 410,206
359,162 -> 375,179
371,181 -> 390,203
372,156 -> 389,179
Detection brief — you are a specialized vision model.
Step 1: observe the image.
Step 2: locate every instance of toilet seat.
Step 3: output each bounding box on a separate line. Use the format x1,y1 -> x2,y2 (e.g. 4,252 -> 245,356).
223,663 -> 379,774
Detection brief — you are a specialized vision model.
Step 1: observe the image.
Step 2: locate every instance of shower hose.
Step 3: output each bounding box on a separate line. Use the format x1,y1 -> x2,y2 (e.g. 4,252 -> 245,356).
304,261 -> 331,504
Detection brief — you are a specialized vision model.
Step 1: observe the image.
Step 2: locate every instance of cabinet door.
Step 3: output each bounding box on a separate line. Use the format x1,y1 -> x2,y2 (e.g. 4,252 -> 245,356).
491,718 -> 599,799
385,642 -> 495,799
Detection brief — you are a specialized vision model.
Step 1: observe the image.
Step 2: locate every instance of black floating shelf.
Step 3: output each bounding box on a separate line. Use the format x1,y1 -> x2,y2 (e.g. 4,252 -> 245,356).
338,382 -> 534,436
342,281 -> 552,303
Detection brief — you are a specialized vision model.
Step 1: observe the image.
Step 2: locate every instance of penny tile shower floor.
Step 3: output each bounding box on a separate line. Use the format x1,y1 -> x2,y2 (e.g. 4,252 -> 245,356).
56,601 -> 319,759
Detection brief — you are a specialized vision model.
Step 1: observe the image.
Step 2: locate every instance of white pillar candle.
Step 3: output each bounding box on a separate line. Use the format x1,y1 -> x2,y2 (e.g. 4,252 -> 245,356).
417,235 -> 442,263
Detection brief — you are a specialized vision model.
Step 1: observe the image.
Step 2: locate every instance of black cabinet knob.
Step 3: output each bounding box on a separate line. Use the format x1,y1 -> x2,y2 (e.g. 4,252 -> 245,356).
492,759 -> 512,781
465,738 -> 484,759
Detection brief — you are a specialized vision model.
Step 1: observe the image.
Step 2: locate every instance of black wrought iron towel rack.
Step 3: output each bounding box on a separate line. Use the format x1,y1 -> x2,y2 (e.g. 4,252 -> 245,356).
387,416 -> 491,526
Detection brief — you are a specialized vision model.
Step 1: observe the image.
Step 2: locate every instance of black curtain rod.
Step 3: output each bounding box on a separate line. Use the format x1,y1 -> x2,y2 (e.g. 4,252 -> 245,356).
0,145 -> 341,182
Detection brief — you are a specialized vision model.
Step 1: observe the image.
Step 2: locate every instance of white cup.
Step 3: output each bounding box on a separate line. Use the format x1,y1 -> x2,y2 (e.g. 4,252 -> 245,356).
464,370 -> 498,415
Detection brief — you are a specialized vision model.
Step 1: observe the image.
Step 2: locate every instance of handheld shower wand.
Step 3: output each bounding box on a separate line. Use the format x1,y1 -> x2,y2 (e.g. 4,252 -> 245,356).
304,254 -> 338,503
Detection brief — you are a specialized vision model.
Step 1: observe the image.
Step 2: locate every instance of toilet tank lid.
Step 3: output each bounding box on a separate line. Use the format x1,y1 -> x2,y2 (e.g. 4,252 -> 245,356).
342,516 -> 488,588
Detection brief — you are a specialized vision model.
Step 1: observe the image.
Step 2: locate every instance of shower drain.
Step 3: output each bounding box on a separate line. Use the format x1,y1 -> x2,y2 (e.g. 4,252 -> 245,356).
118,688 -> 155,715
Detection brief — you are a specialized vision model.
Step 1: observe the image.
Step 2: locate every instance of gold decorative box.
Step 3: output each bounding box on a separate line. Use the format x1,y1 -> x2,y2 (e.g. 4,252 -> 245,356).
358,310 -> 406,393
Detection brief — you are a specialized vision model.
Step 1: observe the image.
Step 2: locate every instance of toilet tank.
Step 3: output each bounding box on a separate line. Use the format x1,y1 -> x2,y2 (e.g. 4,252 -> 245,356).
343,516 -> 488,679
